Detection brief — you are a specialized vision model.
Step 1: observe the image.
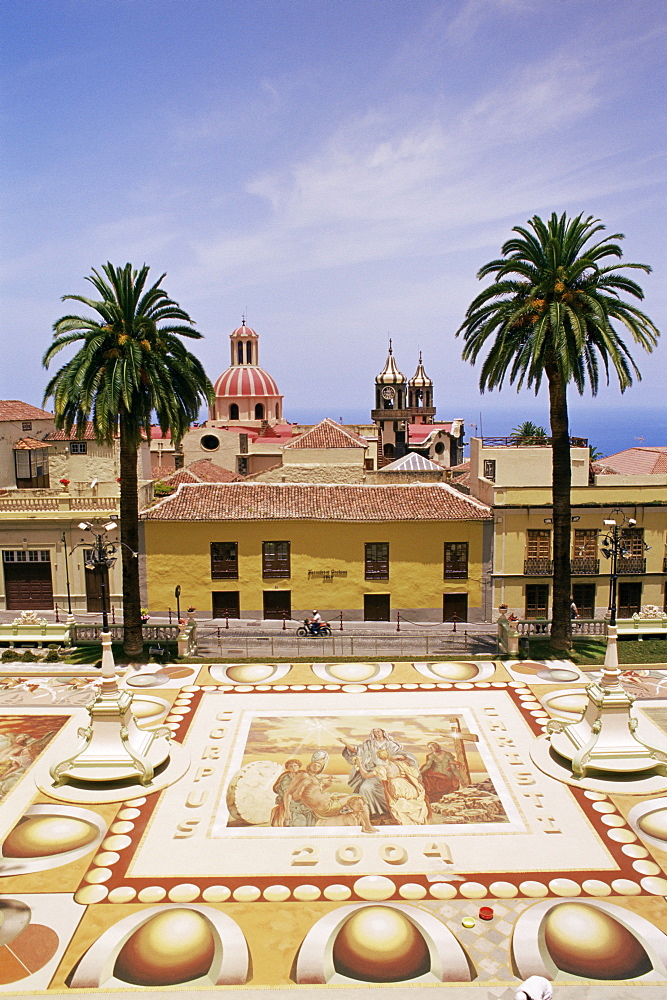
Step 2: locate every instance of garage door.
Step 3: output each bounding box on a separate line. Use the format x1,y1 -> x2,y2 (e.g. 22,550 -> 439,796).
4,556 -> 53,610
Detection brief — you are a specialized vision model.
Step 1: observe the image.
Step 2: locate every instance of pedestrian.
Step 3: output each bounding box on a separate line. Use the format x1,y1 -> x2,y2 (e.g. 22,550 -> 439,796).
515,974 -> 552,1000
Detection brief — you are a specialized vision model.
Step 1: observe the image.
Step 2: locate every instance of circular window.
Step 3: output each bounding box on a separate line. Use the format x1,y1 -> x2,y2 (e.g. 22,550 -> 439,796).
201,434 -> 220,451
434,442 -> 445,454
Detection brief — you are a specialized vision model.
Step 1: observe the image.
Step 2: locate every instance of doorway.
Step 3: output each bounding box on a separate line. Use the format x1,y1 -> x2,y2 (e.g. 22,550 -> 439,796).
212,591 -> 240,619
364,594 -> 390,621
443,593 -> 468,623
3,559 -> 53,611
572,583 -> 596,619
85,564 -> 110,613
618,582 -> 642,619
263,591 -> 291,620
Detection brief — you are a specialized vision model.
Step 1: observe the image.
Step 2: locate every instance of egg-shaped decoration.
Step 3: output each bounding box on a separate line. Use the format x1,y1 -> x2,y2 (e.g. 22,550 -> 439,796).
638,809 -> 667,842
226,663 -> 276,683
113,908 -> 216,986
543,902 -> 652,979
326,663 -> 377,682
332,906 -> 430,982
548,693 -> 587,715
428,662 -> 478,681
3,816 -> 99,859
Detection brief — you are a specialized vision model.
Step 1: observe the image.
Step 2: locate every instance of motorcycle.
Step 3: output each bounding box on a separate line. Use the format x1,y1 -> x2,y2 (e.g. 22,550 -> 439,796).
297,619 -> 332,637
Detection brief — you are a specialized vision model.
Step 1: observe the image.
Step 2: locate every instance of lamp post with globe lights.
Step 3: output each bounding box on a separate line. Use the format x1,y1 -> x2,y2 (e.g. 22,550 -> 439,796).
600,511 -> 649,671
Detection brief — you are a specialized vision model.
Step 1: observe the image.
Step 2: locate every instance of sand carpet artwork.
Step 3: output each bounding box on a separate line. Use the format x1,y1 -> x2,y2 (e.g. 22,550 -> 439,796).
0,660 -> 667,997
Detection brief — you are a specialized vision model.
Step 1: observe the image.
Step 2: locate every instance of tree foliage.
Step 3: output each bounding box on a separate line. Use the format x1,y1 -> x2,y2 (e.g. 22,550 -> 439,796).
457,213 -> 659,649
43,262 -> 214,655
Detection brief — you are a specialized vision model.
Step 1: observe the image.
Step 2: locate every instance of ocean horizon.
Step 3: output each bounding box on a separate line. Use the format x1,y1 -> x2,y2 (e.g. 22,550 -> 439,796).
287,403 -> 666,461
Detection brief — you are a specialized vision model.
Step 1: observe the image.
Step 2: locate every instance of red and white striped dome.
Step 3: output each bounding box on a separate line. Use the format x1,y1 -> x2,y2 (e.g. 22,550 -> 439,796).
213,366 -> 280,398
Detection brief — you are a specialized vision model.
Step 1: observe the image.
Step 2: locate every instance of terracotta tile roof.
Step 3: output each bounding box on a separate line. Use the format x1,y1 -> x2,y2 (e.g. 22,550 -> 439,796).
284,418 -> 367,450
157,460 -> 241,487
596,447 -> 667,475
151,464 -> 178,480
141,482 -> 492,522
45,423 -> 102,441
13,437 -> 55,450
0,400 -> 53,421
408,422 -> 454,444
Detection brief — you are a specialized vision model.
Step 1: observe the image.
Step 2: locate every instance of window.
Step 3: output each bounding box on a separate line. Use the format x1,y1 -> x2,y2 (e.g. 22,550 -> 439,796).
70,441 -> 87,454
263,541 -> 290,578
14,448 -> 49,488
527,529 -> 551,559
237,342 -> 244,364
525,584 -> 549,618
229,403 -> 239,420
211,542 -> 238,579
246,342 -> 252,364
444,542 -> 468,578
619,527 -> 646,574
573,529 -> 598,558
483,459 -> 496,481
22,421 -> 32,431
3,550 -> 49,563
254,403 -> 264,420
572,528 -> 599,574
365,543 -> 389,580
525,529 -> 552,575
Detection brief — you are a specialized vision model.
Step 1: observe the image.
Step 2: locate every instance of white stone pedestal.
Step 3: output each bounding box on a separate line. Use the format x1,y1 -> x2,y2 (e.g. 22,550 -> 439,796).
49,631 -> 171,787
547,664 -> 667,780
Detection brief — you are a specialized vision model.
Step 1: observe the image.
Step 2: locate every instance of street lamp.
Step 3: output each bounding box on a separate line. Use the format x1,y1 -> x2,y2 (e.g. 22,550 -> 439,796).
78,521 -> 118,634
600,511 -> 636,629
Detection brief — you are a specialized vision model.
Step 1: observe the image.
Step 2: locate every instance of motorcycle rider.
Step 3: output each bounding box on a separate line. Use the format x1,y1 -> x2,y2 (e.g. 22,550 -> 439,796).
310,610 -> 322,635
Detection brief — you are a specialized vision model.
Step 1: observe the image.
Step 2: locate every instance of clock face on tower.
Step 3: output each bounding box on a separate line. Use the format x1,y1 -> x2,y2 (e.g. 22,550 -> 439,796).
381,386 -> 395,400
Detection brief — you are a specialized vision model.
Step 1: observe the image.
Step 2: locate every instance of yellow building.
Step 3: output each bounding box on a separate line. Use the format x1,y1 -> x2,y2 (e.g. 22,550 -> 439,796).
141,482 -> 492,622
468,437 -> 667,619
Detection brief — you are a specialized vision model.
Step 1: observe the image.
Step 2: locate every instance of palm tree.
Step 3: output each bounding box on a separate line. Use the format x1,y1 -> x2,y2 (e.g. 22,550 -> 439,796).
510,420 -> 547,443
457,213 -> 659,650
43,262 -> 214,655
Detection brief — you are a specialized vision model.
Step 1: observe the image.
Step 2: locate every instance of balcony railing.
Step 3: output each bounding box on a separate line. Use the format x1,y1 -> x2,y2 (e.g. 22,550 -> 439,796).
617,557 -> 646,575
480,436 -> 588,448
524,558 -> 553,576
571,557 -> 600,575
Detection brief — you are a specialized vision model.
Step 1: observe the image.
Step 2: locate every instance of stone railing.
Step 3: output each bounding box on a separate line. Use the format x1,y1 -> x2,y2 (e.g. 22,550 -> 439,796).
0,622 -> 71,647
497,615 -> 606,653
177,620 -> 197,658
71,624 -> 180,643
0,496 -> 117,512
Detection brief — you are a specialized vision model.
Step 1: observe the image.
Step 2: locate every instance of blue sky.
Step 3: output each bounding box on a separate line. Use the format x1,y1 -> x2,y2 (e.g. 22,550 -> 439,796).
1,0 -> 665,452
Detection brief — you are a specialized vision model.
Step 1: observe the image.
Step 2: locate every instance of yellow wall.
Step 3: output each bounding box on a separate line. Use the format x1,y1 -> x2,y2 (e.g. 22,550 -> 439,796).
144,518 -> 487,619
492,499 -> 667,617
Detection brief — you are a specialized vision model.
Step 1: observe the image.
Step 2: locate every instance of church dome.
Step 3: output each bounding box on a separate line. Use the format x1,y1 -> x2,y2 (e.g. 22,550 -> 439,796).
209,320 -> 284,424
375,343 -> 405,385
213,366 -> 280,398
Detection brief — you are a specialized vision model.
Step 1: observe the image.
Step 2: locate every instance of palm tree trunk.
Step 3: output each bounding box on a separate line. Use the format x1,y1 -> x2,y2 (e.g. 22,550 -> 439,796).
119,413 -> 143,656
547,363 -> 572,651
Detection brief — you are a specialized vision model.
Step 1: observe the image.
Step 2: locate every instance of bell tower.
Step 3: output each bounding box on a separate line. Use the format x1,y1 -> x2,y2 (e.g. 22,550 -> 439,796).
371,341 -> 408,466
407,353 -> 435,425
